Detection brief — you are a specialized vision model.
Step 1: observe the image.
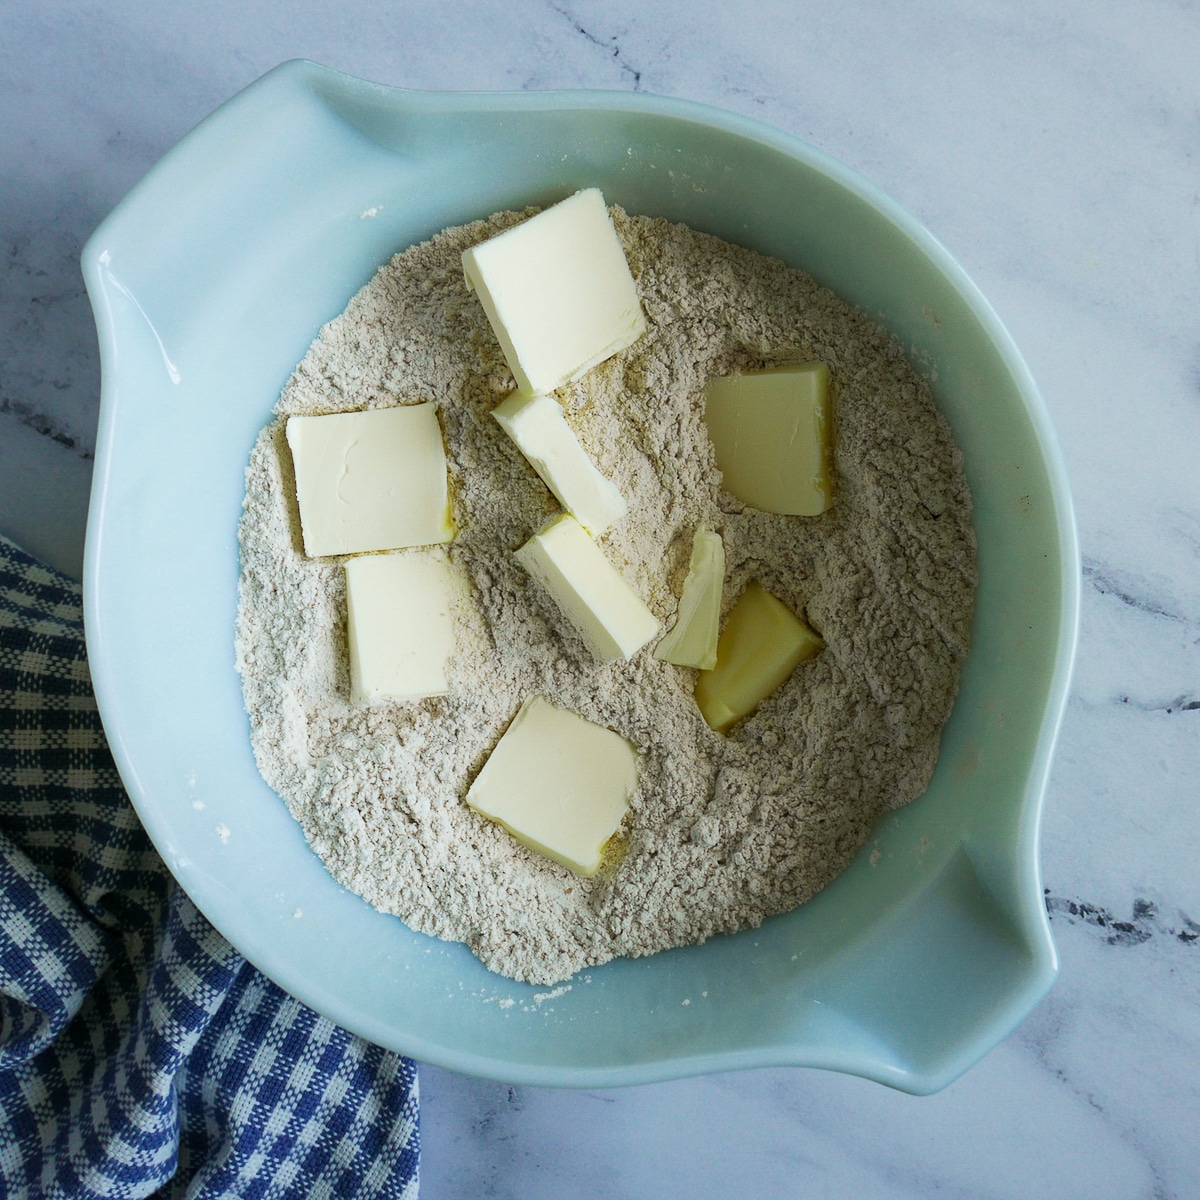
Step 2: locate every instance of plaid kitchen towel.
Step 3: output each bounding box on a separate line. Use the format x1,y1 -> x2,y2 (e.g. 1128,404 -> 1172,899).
0,535 -> 419,1199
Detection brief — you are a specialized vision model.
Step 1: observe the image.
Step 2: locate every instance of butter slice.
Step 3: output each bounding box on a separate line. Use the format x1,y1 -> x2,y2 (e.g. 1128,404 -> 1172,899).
695,582 -> 823,733
654,529 -> 725,670
703,364 -> 835,516
345,549 -> 458,704
493,391 -> 627,535
462,189 -> 646,395
515,514 -> 659,661
287,404 -> 455,558
466,695 -> 638,876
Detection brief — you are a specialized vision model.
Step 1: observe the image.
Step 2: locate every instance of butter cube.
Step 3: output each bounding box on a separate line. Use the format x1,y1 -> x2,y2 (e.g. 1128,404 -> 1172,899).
493,391 -> 627,535
466,695 -> 638,876
654,529 -> 725,670
287,404 -> 455,558
703,364 -> 835,516
694,582 -> 823,733
345,549 -> 458,704
462,188 -> 646,395
515,515 -> 659,662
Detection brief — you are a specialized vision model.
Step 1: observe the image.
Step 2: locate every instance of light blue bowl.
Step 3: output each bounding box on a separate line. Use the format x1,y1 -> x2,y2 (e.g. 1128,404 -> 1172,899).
82,60 -> 1079,1094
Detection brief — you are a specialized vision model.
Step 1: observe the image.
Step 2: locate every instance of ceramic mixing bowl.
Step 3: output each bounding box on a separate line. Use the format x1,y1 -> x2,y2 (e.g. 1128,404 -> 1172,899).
82,60 -> 1079,1093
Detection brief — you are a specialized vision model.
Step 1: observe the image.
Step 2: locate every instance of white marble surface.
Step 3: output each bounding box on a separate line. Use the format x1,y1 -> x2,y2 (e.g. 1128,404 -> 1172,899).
4,1 -> 1198,1195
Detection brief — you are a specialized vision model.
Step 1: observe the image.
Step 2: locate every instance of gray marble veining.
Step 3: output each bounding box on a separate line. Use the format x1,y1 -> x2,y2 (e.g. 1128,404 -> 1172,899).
3,1 -> 1198,1195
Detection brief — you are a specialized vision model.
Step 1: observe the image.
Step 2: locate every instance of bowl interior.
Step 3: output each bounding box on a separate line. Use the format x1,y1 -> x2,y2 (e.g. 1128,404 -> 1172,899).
83,61 -> 1077,1092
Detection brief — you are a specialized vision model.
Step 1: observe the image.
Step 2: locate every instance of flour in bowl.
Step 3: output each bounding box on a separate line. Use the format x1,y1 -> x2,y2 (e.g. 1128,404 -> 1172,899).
235,207 -> 976,986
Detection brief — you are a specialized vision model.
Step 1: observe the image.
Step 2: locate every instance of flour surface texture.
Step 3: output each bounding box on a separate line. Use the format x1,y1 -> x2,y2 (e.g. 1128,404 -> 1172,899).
236,207 -> 977,986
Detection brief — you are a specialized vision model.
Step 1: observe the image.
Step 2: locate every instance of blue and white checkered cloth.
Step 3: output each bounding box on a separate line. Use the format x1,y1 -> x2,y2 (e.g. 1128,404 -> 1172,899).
0,535 -> 419,1199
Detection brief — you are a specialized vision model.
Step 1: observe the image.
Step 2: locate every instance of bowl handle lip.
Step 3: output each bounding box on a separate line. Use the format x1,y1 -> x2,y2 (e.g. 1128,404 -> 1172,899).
79,56 -> 1080,1093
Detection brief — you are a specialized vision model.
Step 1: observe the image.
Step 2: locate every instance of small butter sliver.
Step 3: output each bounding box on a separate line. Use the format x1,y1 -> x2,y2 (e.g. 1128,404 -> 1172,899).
466,695 -> 639,877
654,529 -> 725,670
287,404 -> 455,557
462,188 -> 646,395
345,549 -> 459,704
695,582 -> 824,733
516,514 -> 659,662
493,391 -> 627,535
703,363 -> 835,516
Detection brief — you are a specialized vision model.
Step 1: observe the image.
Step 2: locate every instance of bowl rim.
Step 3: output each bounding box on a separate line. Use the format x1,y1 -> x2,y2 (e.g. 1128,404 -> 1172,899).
81,59 -> 1080,1092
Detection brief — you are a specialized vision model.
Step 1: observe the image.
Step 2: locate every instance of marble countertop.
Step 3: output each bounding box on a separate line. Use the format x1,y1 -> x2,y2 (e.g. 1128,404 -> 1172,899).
4,1 -> 1197,1195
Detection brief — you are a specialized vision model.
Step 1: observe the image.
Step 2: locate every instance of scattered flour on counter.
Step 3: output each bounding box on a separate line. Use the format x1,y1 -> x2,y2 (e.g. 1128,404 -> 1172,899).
235,207 -> 977,986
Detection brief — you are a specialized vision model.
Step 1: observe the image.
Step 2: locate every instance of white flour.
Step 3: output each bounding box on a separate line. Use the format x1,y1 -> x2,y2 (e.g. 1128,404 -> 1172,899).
235,208 -> 976,985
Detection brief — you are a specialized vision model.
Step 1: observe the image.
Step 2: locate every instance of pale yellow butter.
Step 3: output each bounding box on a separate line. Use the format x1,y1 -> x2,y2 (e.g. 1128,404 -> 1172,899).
703,364 -> 835,516
695,582 -> 823,733
466,695 -> 638,877
345,549 -> 458,704
515,514 -> 659,662
462,188 -> 646,395
287,404 -> 455,557
654,529 -> 725,670
493,391 -> 627,535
